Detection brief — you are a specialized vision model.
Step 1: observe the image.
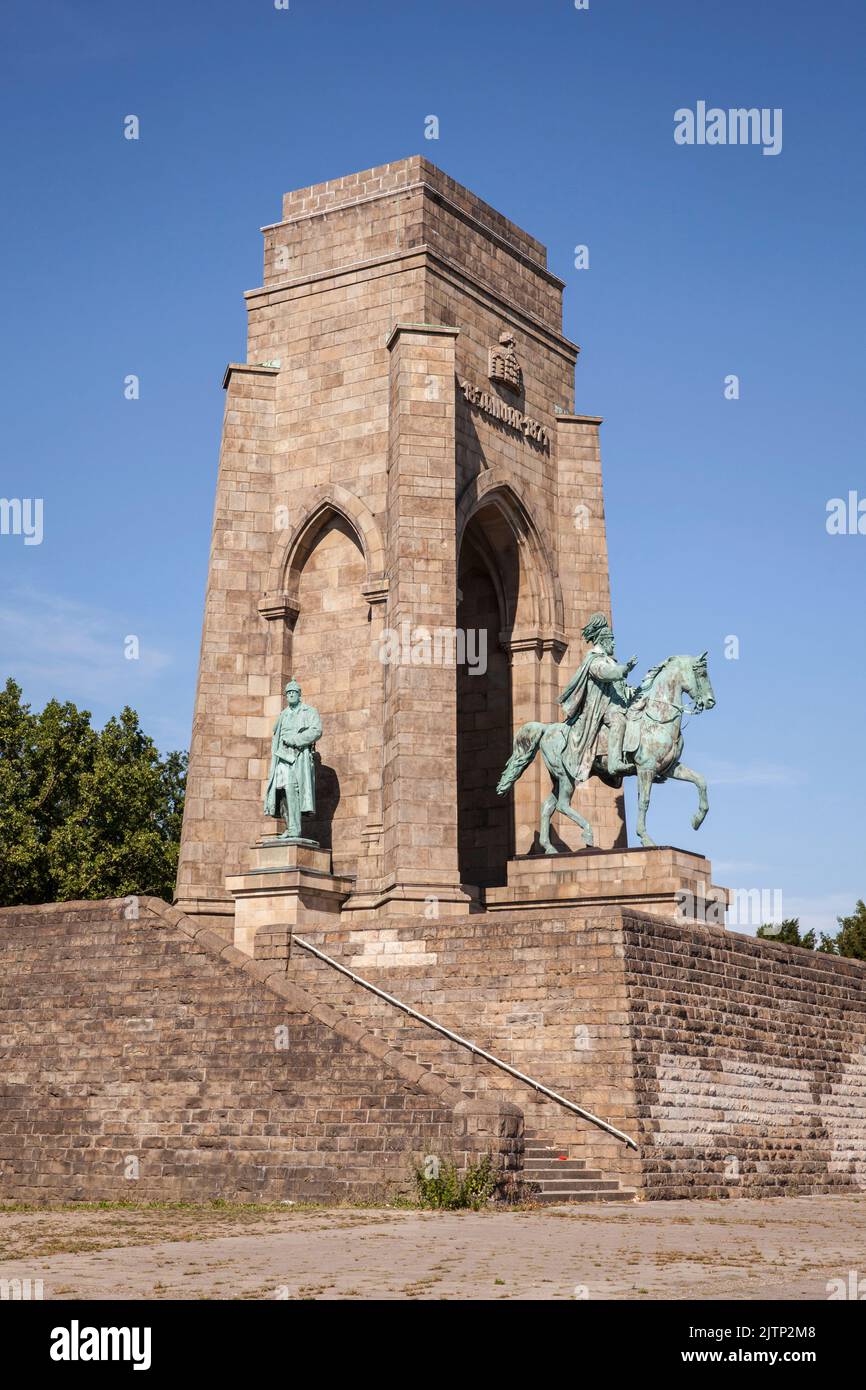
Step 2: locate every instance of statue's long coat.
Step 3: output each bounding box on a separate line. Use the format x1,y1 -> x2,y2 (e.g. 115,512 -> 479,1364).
558,645 -> 630,783
263,702 -> 322,817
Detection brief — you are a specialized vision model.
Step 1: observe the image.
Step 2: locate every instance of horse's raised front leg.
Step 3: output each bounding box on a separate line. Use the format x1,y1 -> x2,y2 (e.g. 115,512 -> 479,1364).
540,791 -> 557,854
556,776 -> 594,847
636,765 -> 656,847
671,762 -> 709,830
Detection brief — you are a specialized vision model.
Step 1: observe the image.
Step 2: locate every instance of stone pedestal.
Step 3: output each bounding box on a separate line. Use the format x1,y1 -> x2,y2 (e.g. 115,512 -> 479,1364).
341,878 -> 479,922
484,845 -> 728,923
226,838 -> 354,956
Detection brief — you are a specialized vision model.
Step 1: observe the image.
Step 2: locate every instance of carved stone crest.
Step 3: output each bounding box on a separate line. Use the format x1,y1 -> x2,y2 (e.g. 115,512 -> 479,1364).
488,331 -> 522,394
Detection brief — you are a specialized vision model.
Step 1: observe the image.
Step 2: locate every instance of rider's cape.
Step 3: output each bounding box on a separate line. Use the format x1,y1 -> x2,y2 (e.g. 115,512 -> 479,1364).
558,646 -> 626,783
558,650 -> 595,725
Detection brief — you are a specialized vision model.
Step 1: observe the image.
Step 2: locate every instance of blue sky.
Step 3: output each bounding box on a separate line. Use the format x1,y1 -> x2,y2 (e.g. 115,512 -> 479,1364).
1,0 -> 863,934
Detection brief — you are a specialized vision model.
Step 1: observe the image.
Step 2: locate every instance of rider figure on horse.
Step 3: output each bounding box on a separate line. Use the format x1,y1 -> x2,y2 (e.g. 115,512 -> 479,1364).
558,612 -> 638,781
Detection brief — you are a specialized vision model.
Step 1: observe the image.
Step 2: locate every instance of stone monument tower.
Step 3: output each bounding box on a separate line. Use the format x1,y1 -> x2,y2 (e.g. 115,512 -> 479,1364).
175,157 -> 631,933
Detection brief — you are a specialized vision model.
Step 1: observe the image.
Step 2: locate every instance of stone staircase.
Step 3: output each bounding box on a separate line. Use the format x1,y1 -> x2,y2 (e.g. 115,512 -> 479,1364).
285,939 -> 640,1198
522,1135 -> 637,1204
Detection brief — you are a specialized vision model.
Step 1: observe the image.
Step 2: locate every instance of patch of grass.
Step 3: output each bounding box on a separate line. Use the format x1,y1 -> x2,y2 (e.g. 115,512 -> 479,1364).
0,1199 -> 319,1215
0,1195 -> 414,1216
0,1199 -> 413,1262
412,1155 -> 497,1211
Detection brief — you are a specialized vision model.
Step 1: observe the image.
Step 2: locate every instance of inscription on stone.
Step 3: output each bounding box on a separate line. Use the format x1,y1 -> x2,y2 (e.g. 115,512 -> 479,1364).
459,378 -> 550,447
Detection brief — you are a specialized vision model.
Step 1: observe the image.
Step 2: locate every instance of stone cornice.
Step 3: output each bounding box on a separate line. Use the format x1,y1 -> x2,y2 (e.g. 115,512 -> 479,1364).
222,362 -> 281,390
385,321 -> 460,350
361,575 -> 389,605
500,627 -> 568,659
257,591 -> 300,624
245,246 -> 579,364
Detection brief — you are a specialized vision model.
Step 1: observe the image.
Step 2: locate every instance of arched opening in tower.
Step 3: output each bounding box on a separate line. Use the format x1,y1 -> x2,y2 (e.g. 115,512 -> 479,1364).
287,512 -> 370,878
456,512 -> 515,888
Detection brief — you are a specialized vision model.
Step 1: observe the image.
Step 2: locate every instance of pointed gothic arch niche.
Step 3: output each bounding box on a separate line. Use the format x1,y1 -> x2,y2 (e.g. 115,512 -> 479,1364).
279,506 -> 372,878
457,513 -> 513,887
456,483 -> 564,886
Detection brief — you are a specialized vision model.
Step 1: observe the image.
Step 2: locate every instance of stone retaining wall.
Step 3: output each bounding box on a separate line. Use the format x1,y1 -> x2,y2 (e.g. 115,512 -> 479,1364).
622,914 -> 866,1198
3,896 -> 863,1204
0,899 -> 521,1204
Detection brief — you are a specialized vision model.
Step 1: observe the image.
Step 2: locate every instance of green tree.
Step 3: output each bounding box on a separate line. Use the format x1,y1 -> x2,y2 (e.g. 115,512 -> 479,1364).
816,932 -> 839,955
0,678 -> 186,906
816,900 -> 866,962
756,918 -> 816,950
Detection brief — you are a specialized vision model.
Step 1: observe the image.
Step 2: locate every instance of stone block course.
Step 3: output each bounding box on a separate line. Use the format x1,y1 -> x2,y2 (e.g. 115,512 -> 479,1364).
622,913 -> 866,1198
290,905 -> 866,1200
0,899 -> 520,1204
6,897 -> 862,1201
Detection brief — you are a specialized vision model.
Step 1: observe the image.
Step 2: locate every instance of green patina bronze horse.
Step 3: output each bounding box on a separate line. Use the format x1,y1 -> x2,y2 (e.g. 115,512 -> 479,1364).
496,652 -> 716,851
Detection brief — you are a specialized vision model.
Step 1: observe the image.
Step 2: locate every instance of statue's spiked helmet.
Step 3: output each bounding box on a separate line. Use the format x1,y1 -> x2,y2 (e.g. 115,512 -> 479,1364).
581,612 -> 611,644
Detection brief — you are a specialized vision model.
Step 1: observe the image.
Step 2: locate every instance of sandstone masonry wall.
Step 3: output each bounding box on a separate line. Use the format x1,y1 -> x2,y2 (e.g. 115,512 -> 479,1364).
4,897 -> 862,1203
176,156 -> 627,925
292,909 -> 644,1189
294,907 -> 866,1200
0,900 -> 521,1205
621,912 -> 866,1198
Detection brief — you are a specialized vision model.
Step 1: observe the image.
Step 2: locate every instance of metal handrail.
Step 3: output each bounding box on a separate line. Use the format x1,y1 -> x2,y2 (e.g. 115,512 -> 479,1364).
293,935 -> 638,1151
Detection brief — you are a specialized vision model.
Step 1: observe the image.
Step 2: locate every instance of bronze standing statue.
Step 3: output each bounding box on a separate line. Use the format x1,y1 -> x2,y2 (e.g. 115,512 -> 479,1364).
496,613 -> 715,851
264,679 -> 322,842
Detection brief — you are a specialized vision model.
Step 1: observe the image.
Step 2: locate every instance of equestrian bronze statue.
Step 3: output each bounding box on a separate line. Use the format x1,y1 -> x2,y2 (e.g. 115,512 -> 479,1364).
496,613 -> 716,851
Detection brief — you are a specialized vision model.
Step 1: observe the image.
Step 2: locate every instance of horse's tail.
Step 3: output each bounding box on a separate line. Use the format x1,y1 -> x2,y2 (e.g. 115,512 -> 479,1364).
496,722 -> 545,795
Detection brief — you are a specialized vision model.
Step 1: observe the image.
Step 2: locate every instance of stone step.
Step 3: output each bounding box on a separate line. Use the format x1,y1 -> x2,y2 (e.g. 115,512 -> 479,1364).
522,1132 -> 636,1205
526,1169 -> 607,1183
528,1178 -> 620,1192
524,1151 -> 575,1161
522,1156 -> 594,1167
532,1188 -> 637,1205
